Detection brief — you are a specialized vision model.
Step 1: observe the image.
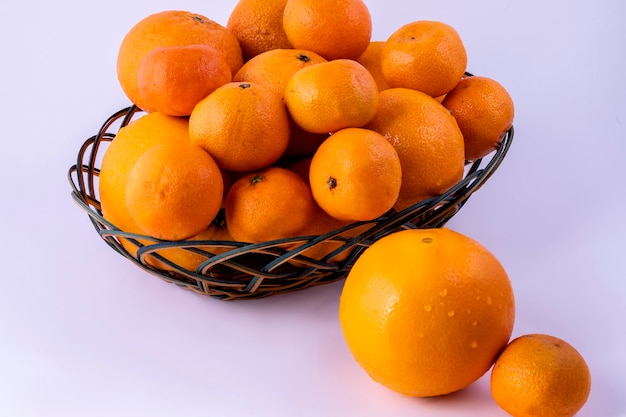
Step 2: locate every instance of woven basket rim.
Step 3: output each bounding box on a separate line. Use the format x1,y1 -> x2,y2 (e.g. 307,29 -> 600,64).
68,104 -> 514,300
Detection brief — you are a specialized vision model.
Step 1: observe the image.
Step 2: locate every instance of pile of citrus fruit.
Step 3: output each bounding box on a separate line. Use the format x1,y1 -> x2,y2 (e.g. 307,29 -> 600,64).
95,0 -> 590,415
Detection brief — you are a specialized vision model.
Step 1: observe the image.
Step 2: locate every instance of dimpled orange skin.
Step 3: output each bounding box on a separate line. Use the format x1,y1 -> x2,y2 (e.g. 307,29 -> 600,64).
225,167 -> 317,244
282,0 -> 372,61
226,0 -> 292,61
189,82 -> 291,172
339,228 -> 515,397
125,142 -> 224,241
284,59 -> 379,134
137,44 -> 232,116
233,48 -> 327,100
491,334 -> 591,417
381,20 -> 467,98
99,112 -> 191,238
365,88 -> 465,211
308,128 -> 402,222
116,10 -> 243,112
442,75 -> 515,161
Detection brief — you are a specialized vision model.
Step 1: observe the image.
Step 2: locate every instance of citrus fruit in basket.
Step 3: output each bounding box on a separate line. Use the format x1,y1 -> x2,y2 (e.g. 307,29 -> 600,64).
136,44 -> 232,117
125,141 -> 223,241
356,41 -> 391,92
365,88 -> 465,211
309,127 -> 402,222
285,59 -> 379,134
226,0 -> 292,60
116,10 -> 243,112
225,166 -> 317,243
442,75 -> 515,161
189,81 -> 290,172
233,48 -> 327,100
339,228 -> 515,397
99,112 -> 191,249
490,334 -> 591,417
381,20 -> 467,98
282,0 -> 372,61
147,210 -> 235,273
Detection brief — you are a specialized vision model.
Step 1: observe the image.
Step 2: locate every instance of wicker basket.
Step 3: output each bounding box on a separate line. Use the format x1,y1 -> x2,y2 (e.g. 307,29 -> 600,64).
68,104 -> 513,300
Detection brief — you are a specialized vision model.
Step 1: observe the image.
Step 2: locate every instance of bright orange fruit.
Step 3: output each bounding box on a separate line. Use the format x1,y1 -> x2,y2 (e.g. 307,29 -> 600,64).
381,20 -> 467,98
189,82 -> 290,172
442,75 -> 515,161
365,88 -> 465,211
125,141 -> 223,241
285,59 -> 379,134
117,10 -> 243,111
308,127 -> 402,222
491,334 -> 591,417
224,166 -> 317,243
339,228 -> 515,397
282,0 -> 372,60
226,0 -> 292,60
137,44 -> 232,116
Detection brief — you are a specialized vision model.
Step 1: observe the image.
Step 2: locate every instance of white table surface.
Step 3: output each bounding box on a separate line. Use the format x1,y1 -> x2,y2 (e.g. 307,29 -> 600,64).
1,1 -> 625,416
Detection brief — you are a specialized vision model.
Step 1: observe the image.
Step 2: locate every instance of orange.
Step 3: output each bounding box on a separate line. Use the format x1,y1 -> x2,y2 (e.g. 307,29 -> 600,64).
117,10 -> 243,111
189,82 -> 291,172
225,166 -> 317,243
365,88 -> 465,211
491,334 -> 591,417
356,41 -> 391,91
289,203 -> 375,263
146,209 -> 235,272
282,0 -> 372,60
339,228 -> 515,397
285,59 -> 379,134
226,0 -> 292,60
99,112 -> 190,239
381,20 -> 467,98
442,75 -> 515,161
233,48 -> 327,100
125,141 -> 223,241
136,44 -> 232,116
309,127 -> 402,222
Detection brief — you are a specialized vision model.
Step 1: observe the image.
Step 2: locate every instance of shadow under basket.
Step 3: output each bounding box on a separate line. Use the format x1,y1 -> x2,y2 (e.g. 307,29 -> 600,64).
68,105 -> 513,301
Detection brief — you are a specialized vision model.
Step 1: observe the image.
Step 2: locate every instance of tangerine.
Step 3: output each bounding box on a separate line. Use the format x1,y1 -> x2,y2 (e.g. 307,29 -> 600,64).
381,20 -> 467,98
308,127 -> 402,222
282,0 -> 372,60
137,44 -> 232,116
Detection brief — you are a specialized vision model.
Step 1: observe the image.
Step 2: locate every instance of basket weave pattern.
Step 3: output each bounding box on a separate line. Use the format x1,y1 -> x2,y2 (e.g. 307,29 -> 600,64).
68,105 -> 513,300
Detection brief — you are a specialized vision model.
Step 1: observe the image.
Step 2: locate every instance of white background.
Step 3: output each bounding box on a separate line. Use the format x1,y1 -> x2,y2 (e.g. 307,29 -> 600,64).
1,0 -> 625,416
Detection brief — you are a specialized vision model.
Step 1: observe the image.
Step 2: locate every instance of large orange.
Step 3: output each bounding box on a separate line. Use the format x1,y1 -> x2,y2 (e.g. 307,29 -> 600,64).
125,141 -> 223,241
137,44 -> 232,116
117,10 -> 243,111
189,82 -> 291,172
365,88 -> 465,211
285,59 -> 379,134
226,0 -> 292,60
233,48 -> 327,100
491,334 -> 591,417
99,112 -> 190,237
224,166 -> 317,243
381,20 -> 467,98
442,75 -> 515,161
308,128 -> 402,222
339,228 -> 515,397
282,0 -> 372,60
